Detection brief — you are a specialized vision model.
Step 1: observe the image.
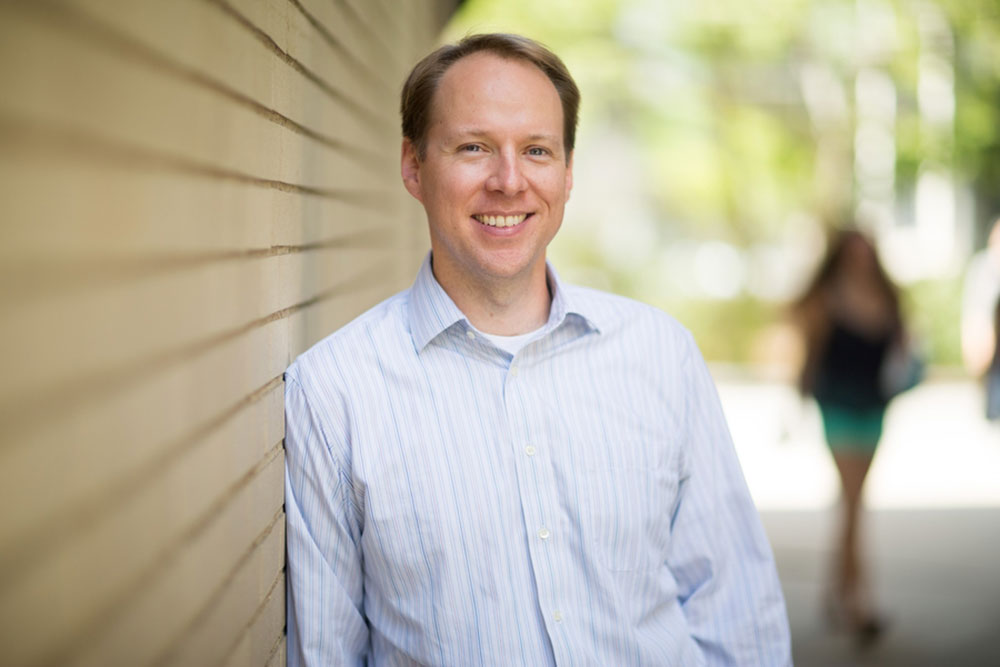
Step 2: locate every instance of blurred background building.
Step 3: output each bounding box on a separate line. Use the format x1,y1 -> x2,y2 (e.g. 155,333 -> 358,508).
1,0 -> 998,665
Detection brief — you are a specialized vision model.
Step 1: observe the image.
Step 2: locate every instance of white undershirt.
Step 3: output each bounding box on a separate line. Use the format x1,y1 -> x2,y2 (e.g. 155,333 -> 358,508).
479,327 -> 545,356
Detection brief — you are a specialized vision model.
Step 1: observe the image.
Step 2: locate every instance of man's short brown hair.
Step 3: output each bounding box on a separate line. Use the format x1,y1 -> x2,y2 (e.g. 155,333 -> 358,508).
400,33 -> 580,162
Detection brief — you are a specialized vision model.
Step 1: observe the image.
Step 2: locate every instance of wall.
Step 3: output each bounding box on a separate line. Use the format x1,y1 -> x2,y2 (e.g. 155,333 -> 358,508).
0,1 -> 453,664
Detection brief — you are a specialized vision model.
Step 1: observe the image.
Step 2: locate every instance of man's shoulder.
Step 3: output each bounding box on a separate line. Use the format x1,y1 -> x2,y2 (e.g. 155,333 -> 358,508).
286,288 -> 411,388
563,282 -> 693,344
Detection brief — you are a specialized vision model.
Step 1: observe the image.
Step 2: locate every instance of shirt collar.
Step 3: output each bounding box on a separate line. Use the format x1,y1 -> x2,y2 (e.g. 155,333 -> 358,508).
408,252 -> 604,353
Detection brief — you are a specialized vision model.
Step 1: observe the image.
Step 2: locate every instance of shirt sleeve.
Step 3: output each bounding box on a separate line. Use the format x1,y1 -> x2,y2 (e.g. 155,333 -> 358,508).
284,372 -> 369,666
665,333 -> 792,666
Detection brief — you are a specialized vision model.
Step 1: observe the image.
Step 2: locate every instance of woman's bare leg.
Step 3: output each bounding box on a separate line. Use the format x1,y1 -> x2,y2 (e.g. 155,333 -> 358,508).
832,451 -> 873,601
829,450 -> 885,644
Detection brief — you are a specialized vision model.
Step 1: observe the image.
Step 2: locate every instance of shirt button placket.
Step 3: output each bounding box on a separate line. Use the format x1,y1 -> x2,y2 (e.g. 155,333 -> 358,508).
506,355 -> 565,646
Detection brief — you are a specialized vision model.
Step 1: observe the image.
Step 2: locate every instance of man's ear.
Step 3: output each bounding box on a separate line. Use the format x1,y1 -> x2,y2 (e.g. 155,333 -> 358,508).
564,150 -> 574,201
401,138 -> 423,203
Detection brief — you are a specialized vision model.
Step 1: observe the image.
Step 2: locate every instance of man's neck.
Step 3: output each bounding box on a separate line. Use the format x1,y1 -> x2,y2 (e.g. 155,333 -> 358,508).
432,261 -> 552,336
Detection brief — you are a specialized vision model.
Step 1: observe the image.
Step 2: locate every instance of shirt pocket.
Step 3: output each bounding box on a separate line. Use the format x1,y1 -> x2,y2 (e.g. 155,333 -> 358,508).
581,444 -> 679,572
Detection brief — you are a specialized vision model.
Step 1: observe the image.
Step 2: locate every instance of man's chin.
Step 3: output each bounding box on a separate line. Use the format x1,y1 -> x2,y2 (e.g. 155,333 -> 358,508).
477,257 -> 548,287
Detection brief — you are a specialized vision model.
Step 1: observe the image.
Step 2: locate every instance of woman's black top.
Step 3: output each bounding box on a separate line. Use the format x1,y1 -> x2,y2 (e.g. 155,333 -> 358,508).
813,319 -> 891,410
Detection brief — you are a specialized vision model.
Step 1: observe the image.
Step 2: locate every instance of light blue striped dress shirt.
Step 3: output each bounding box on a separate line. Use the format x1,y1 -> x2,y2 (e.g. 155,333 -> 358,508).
284,255 -> 791,666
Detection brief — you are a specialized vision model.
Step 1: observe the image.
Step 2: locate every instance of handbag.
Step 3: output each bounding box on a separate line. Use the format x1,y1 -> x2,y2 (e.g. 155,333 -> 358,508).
879,338 -> 925,400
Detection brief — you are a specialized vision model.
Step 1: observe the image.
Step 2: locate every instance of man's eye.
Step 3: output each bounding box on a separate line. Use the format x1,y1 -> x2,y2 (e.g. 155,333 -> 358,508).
528,147 -> 550,156
461,144 -> 482,152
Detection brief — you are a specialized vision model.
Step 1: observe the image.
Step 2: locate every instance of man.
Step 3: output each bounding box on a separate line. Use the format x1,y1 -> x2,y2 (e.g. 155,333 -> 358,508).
285,33 -> 791,666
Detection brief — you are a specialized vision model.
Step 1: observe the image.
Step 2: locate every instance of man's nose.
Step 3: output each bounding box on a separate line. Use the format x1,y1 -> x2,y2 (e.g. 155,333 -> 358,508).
485,151 -> 528,195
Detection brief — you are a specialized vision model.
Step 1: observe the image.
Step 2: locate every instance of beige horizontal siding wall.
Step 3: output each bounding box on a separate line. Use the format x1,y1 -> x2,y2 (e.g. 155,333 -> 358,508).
0,1 -> 453,665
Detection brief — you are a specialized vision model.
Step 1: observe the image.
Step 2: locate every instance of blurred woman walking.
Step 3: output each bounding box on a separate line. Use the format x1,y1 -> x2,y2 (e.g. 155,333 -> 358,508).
793,228 -> 915,647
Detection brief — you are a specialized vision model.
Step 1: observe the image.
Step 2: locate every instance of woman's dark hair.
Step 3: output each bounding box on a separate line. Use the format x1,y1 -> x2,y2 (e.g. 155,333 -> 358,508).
795,229 -> 901,325
793,228 -> 903,395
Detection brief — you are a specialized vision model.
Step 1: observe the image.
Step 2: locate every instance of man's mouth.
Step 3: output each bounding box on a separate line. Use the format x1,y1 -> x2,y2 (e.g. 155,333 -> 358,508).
472,213 -> 529,228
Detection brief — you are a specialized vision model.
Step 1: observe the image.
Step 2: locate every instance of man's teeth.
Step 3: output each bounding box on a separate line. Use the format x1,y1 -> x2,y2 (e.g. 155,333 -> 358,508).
474,214 -> 527,228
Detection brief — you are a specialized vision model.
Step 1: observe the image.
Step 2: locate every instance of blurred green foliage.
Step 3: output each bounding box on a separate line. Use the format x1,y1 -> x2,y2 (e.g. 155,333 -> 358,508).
665,297 -> 782,364
445,0 -> 999,365
903,277 -> 964,365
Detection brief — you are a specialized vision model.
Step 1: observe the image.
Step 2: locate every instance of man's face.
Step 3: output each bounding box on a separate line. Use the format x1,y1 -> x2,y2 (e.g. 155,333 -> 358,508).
402,52 -> 573,291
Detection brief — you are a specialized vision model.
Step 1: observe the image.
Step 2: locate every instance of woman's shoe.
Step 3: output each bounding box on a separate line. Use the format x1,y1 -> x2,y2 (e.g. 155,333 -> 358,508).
852,612 -> 887,649
823,588 -> 888,648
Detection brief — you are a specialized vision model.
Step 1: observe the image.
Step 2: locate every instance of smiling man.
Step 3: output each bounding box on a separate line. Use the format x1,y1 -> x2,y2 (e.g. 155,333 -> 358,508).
284,34 -> 791,666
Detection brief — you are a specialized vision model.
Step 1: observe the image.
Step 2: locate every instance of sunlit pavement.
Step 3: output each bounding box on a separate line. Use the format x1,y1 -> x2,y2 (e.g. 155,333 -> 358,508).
715,371 -> 1000,666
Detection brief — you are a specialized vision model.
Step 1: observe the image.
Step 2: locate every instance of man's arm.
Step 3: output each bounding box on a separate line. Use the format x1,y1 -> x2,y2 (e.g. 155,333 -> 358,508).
665,334 -> 791,666
284,374 -> 368,666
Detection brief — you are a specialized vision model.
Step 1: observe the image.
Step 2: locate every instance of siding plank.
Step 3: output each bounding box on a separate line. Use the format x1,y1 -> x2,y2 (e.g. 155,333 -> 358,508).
0,245 -> 392,417
0,391 -> 284,665
0,3 -> 393,193
225,0 -> 397,106
320,0 -> 398,74
0,277 -> 390,563
264,635 -> 288,667
59,0 -> 396,147
72,460 -> 286,666
0,153 -> 399,261
217,568 -> 287,667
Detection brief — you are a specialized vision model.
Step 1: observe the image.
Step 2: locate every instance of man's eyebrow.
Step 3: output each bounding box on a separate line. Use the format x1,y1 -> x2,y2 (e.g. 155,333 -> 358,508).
525,133 -> 561,143
448,128 -> 489,139
449,128 -> 561,143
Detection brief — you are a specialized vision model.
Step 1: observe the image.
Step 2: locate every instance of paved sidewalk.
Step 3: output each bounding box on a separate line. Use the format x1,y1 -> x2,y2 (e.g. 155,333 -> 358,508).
715,374 -> 1000,665
762,507 -> 1000,666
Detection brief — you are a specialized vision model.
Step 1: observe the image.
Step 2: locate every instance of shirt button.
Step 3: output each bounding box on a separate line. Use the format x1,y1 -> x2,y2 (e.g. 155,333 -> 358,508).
524,445 -> 536,457
553,610 -> 563,623
510,366 -> 519,377
466,330 -> 475,339
538,527 -> 550,540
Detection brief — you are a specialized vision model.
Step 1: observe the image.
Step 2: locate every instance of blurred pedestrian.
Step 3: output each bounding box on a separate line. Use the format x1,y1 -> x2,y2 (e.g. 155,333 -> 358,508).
987,296 -> 1000,420
792,228 -> 907,646
961,217 -> 1000,419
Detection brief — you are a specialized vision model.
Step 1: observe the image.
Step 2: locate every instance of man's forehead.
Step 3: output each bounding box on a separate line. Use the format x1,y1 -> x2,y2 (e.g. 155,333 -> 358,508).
442,52 -> 555,98
429,53 -> 563,128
